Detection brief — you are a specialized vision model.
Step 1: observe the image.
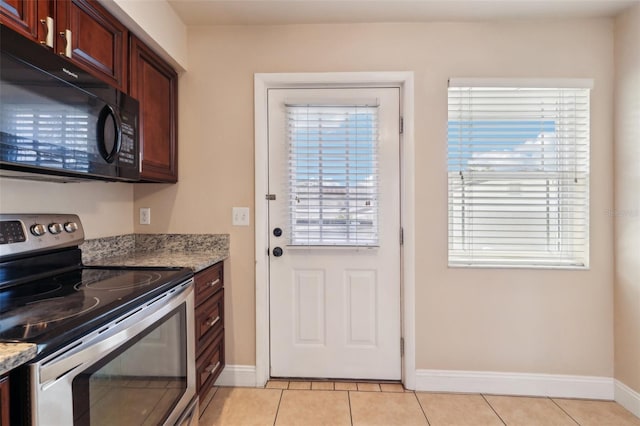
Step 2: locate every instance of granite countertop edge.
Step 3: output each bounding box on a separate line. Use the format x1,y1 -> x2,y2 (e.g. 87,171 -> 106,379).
0,343 -> 37,376
81,233 -> 230,273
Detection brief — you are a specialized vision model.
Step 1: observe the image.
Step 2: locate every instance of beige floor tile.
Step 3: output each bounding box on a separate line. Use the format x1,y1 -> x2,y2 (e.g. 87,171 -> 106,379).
380,383 -> 405,393
266,380 -> 290,389
357,382 -> 381,392
275,390 -> 351,426
334,382 -> 358,391
200,387 -> 219,417
311,381 -> 334,390
553,398 -> 640,426
350,391 -> 428,426
288,381 -> 312,390
485,395 -> 576,426
199,387 -> 282,426
416,393 -> 503,426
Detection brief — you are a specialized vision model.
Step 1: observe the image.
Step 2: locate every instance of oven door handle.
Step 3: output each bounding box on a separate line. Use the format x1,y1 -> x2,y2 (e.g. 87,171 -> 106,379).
38,280 -> 194,387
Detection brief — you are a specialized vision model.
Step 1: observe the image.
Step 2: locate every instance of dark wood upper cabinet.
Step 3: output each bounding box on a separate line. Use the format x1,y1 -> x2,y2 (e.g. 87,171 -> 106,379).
2,0 -> 179,183
1,0 -> 127,90
0,0 -> 51,44
130,36 -> 178,183
55,0 -> 127,91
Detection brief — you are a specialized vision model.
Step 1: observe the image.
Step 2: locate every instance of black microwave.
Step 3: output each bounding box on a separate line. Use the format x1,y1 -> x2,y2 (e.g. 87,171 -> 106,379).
0,25 -> 139,182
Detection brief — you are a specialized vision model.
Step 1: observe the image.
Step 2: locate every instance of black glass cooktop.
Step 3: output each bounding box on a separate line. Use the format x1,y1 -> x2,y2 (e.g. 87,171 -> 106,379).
0,266 -> 193,357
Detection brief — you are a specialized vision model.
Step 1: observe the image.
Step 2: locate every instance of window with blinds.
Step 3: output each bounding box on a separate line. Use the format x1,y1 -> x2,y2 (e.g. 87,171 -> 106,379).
447,81 -> 590,268
287,104 -> 379,246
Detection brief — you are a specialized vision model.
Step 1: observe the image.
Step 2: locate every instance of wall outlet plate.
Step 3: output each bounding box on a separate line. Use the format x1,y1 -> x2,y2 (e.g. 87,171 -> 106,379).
232,207 -> 250,226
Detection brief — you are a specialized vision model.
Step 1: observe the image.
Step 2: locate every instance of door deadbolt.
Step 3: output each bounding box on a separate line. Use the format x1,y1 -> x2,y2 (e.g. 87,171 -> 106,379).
273,247 -> 283,257
273,227 -> 283,237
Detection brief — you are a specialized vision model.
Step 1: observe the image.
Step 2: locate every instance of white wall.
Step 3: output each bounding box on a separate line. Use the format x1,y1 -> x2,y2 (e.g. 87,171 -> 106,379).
135,19 -> 615,379
101,0 -> 188,71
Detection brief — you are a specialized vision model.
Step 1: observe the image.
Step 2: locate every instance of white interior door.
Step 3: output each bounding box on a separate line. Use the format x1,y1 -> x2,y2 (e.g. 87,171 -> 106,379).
268,87 -> 401,380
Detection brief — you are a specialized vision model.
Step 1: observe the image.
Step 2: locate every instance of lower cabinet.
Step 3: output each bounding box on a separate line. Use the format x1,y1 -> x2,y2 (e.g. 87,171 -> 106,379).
194,262 -> 224,404
0,375 -> 8,426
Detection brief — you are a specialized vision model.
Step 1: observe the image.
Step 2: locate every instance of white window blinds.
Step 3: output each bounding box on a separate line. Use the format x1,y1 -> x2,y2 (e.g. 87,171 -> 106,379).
447,81 -> 591,268
287,104 -> 379,246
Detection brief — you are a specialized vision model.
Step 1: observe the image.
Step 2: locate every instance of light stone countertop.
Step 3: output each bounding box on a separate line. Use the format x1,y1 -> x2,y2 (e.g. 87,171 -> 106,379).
0,343 -> 37,375
81,233 -> 229,273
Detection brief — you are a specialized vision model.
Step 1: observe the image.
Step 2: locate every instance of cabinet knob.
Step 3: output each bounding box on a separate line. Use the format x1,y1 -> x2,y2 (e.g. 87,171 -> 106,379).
208,278 -> 221,288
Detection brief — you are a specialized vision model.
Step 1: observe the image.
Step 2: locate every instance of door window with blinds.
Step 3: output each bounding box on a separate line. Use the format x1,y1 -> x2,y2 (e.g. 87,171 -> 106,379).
287,104 -> 379,246
447,79 -> 591,268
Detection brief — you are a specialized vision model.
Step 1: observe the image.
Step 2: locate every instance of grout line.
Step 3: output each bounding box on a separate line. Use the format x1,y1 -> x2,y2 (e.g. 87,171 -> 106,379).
481,394 -> 507,426
272,389 -> 284,426
348,390 -> 354,426
413,391 -> 431,426
549,397 -> 581,425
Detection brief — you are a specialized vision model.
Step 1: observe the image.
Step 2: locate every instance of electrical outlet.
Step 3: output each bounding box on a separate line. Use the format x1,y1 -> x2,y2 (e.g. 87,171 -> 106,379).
232,207 -> 250,226
139,207 -> 151,225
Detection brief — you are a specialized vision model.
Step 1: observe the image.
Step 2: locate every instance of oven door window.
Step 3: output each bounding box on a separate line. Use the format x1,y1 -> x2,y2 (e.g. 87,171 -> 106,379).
72,306 -> 187,426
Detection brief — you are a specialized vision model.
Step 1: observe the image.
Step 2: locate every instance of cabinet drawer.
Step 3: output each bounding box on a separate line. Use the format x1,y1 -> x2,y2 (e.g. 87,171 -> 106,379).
195,262 -> 223,306
195,288 -> 224,355
196,330 -> 224,403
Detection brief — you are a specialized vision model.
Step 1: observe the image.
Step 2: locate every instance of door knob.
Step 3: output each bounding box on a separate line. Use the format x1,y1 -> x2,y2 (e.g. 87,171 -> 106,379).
273,227 -> 283,237
273,247 -> 283,257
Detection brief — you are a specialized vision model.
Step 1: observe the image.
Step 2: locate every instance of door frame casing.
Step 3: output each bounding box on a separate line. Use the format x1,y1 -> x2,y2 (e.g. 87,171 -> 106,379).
254,72 -> 415,389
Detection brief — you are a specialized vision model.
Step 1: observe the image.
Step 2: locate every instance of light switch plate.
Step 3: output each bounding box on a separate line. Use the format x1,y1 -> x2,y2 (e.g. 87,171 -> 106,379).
139,207 -> 151,225
232,207 -> 250,226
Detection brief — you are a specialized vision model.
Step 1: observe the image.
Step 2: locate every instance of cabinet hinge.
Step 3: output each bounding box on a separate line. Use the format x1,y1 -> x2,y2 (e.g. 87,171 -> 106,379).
400,227 -> 404,246
265,194 -> 276,201
399,117 -> 404,135
400,337 -> 405,357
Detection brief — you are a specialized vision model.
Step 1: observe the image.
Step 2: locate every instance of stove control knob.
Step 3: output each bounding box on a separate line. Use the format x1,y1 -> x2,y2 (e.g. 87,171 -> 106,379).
64,222 -> 79,233
48,223 -> 63,234
30,224 -> 47,236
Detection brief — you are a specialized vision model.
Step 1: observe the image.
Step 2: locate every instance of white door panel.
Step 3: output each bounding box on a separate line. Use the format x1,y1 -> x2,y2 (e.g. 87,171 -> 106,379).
268,88 -> 400,380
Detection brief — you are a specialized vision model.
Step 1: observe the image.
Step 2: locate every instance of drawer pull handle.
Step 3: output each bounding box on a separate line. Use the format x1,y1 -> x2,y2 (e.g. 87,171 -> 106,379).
205,361 -> 221,374
206,316 -> 221,327
207,278 -> 221,288
40,17 -> 54,48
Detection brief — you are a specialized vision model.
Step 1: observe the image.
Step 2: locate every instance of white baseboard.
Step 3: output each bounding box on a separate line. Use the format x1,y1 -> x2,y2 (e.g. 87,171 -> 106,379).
214,364 -> 258,387
415,369 -> 614,400
615,380 -> 640,418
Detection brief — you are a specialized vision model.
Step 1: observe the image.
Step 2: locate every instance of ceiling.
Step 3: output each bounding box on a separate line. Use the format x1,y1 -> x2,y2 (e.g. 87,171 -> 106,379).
167,0 -> 639,26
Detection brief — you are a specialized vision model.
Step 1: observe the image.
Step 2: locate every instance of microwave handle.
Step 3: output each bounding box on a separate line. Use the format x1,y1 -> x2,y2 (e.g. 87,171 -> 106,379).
97,105 -> 122,163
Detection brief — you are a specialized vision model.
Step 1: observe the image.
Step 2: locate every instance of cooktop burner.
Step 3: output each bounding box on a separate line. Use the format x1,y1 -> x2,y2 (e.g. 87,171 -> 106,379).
0,266 -> 193,356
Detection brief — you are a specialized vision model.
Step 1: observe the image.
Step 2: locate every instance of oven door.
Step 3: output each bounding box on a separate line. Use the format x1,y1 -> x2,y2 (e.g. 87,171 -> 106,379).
29,280 -> 195,426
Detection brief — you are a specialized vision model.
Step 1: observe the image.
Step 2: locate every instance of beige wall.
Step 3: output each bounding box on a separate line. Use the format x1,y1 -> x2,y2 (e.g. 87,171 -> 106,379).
135,19 -> 615,376
0,179 -> 134,238
614,3 -> 640,393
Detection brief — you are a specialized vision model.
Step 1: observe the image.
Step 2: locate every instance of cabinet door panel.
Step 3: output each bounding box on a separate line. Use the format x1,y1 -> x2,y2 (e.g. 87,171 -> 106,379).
57,0 -> 127,90
0,0 -> 49,43
130,36 -> 178,182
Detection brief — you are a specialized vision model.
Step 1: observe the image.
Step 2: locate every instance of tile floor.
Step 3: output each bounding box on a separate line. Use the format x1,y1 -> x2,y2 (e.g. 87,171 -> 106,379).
199,380 -> 640,426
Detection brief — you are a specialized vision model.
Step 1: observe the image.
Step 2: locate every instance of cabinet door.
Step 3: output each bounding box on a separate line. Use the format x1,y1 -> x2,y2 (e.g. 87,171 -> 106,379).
130,36 -> 178,182
0,0 -> 50,44
55,0 -> 127,90
0,375 -> 8,426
